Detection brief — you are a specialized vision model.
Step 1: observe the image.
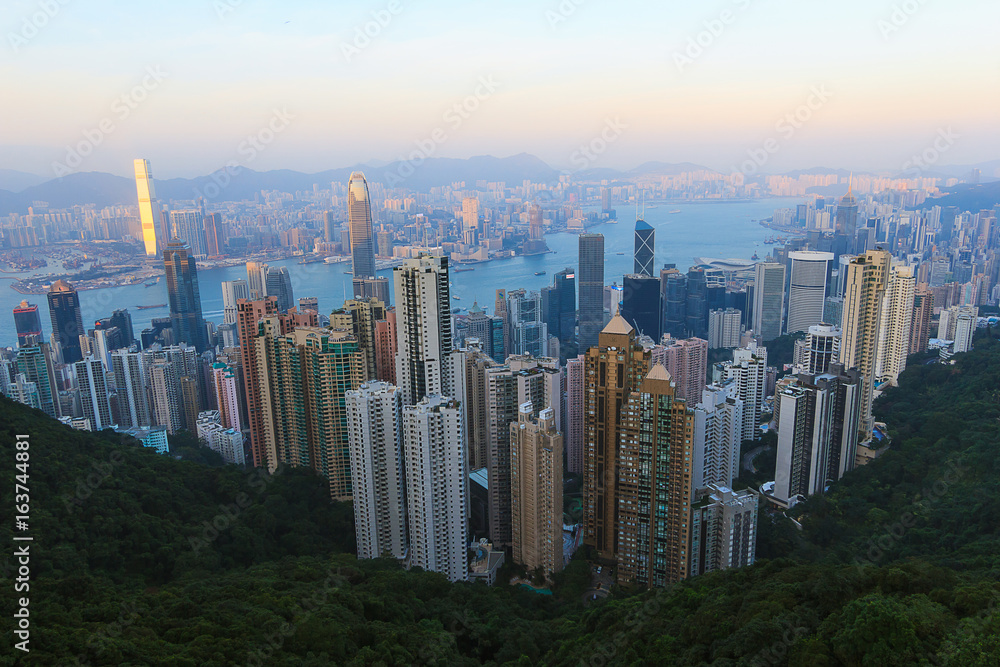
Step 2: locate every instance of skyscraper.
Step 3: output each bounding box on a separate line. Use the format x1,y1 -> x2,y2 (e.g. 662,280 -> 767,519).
835,181 -> 859,250
578,233 -> 605,351
163,240 -> 208,353
246,261 -> 268,300
169,209 -> 207,257
76,357 -> 112,431
511,403 -> 564,577
256,323 -> 365,499
685,268 -> 709,339
486,356 -> 562,546
650,337 -> 708,405
112,350 -> 151,429
264,266 -> 294,313
633,219 -> 655,276
786,251 -> 834,334
662,269 -> 688,339
393,255 -> 456,405
238,297 -> 281,469
721,344 -> 768,442
47,280 -> 84,364
584,313 -> 650,560
462,197 -> 480,232
221,280 -> 249,326
617,364 -> 695,587
347,381 -> 408,560
875,264 -> 915,386
348,172 -> 377,286
801,323 -> 841,375
839,249 -> 891,441
689,485 -> 758,577
909,289 -> 934,355
134,158 -> 161,256
692,382 -> 744,489
203,212 -> 224,257
331,298 -> 387,381
622,274 -> 661,340
773,365 -> 862,506
553,268 -> 576,344
752,263 -> 786,342
15,343 -> 59,418
13,300 -> 42,348
211,362 -> 242,432
403,394 -> 469,583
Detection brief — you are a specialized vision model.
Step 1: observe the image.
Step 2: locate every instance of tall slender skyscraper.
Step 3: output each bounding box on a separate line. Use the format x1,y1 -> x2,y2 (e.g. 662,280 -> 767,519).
134,158 -> 161,256
347,381 -> 407,560
403,394 -> 469,583
163,240 -> 208,352
246,262 -> 268,300
633,219 -> 655,277
578,233 -> 605,351
393,255 -> 455,405
835,180 -> 859,250
553,268 -> 576,344
909,289 -> 934,355
622,274 -> 661,339
13,300 -> 42,348
752,263 -> 786,342
204,212 -> 223,257
15,343 -> 59,418
348,172 -> 377,291
112,350 -> 151,429
76,357 -> 113,431
511,403 -> 564,577
617,364 -> 695,587
875,264 -> 915,386
169,210 -> 207,257
47,280 -> 84,364
839,249 -> 891,442
786,251 -> 834,334
584,313 -> 650,560
264,266 -> 294,313
221,280 -> 249,326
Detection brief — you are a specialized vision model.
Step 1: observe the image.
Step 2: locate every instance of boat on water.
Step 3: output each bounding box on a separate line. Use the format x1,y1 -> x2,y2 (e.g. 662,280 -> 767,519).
534,271 -> 546,276
751,252 -> 760,261
669,209 -> 681,214
137,304 -> 165,310
454,267 -> 475,273
616,252 -> 625,255
452,295 -> 460,300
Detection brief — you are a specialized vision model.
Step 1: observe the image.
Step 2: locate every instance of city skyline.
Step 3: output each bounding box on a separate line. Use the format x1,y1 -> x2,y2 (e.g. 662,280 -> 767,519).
3,1 -> 999,179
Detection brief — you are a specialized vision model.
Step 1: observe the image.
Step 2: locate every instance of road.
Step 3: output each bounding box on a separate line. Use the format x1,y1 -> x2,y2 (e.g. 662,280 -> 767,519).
742,445 -> 769,473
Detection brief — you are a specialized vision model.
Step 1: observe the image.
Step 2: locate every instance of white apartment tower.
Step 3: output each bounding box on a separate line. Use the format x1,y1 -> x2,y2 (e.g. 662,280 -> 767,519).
875,265 -> 915,386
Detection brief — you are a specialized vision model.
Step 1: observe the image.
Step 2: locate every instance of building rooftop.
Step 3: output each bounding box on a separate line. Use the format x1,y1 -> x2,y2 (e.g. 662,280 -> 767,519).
601,312 -> 633,336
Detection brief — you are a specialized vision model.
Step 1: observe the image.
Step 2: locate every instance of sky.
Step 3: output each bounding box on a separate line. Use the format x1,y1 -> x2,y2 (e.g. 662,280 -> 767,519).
1,0 -> 999,179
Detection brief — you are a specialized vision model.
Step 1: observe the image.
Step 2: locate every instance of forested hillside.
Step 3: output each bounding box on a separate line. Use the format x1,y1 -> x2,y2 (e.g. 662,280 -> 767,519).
2,332 -> 999,665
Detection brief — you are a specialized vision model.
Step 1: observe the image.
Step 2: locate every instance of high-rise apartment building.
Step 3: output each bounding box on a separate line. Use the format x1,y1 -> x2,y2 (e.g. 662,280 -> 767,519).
204,212 -> 224,257
583,314 -> 650,560
148,358 -> 182,434
211,361 -> 242,431
76,357 -> 112,431
650,337 -> 707,405
14,343 -> 59,418
485,355 -> 561,546
720,344 -> 768,442
47,280 -> 84,364
909,289 -> 934,354
578,233 -> 605,351
169,209 -> 207,257
617,364 -> 695,587
460,342 -> 496,471
692,381 -> 744,489
773,365 -> 862,506
511,403 -> 564,577
708,308 -> 742,349
256,323 -> 365,499
689,484 -> 758,577
221,279 -> 249,330
875,265 -> 915,386
752,263 -> 785,342
800,323 -> 841,375
246,261 -> 268,300
196,411 -> 245,466
403,394 -> 469,583
332,298 -> 387,381
134,158 -> 161,256
347,382 -> 408,560
565,354 -> 585,475
374,309 -> 397,384
111,350 -> 151,429
786,251 -> 834,334
163,240 -> 208,353
393,255 -> 456,405
839,249 -> 891,441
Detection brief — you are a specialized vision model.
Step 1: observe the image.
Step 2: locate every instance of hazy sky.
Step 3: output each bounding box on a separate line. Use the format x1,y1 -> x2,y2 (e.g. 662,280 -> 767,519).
2,0 -> 998,179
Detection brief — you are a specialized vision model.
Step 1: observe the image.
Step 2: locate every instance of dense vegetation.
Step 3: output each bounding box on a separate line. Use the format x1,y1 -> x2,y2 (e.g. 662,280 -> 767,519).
1,331 -> 999,665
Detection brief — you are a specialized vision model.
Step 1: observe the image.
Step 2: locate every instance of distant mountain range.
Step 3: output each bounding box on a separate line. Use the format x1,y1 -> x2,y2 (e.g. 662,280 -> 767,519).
1,154 -> 997,215
919,181 -> 1000,213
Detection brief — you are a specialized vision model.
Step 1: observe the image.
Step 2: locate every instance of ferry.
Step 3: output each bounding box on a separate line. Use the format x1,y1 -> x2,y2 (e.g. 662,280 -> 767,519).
452,295 -> 461,300
669,209 -> 681,214
534,271 -> 546,276
454,267 -> 475,273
